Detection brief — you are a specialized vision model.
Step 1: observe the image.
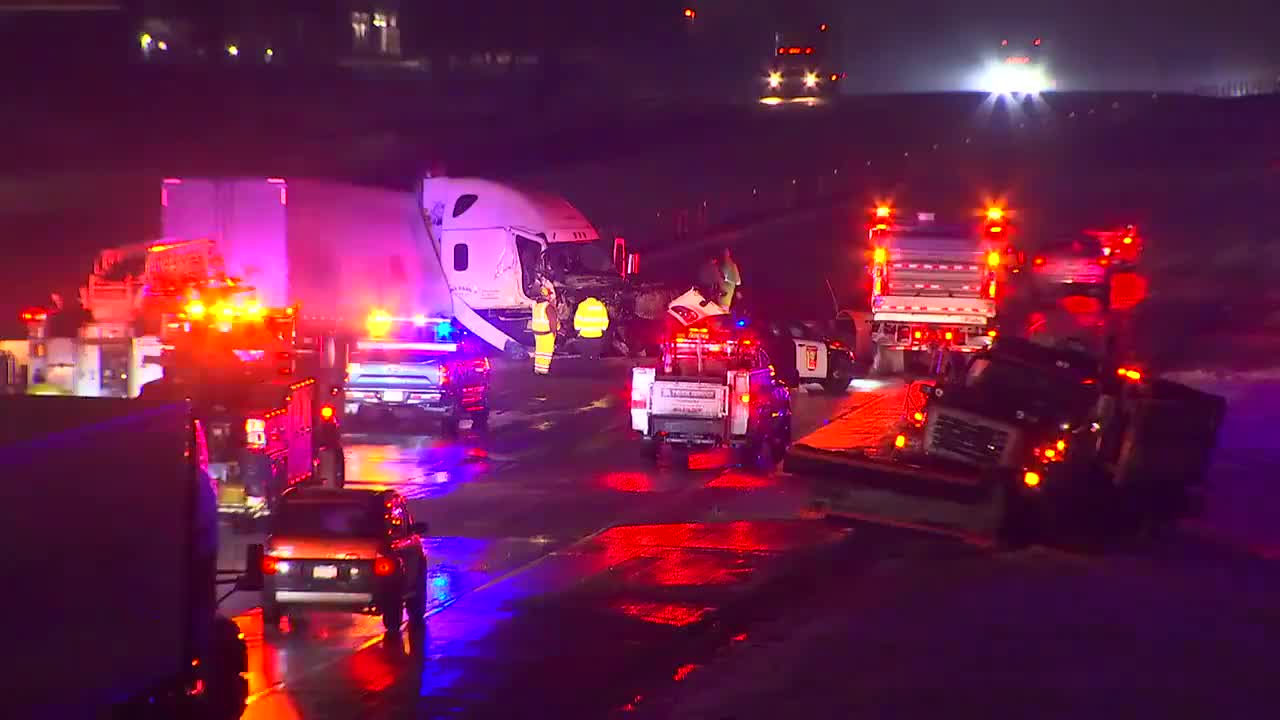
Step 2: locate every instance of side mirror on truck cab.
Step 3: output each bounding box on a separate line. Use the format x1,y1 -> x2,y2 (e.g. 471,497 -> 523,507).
239,544 -> 265,592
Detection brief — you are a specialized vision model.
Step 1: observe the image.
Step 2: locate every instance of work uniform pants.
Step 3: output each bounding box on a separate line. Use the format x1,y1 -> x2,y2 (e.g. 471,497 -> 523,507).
577,335 -> 603,360
719,285 -> 736,310
533,332 -> 555,374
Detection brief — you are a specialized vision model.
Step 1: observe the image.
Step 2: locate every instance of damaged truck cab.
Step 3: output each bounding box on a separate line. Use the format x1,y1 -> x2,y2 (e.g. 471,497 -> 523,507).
887,337 -> 1225,542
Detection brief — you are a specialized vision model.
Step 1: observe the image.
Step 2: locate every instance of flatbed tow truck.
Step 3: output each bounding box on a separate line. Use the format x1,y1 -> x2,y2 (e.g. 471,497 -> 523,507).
787,336 -> 1226,544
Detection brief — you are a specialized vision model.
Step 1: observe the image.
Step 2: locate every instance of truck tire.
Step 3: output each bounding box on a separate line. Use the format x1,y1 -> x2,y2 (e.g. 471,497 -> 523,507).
262,601 -> 282,630
202,616 -> 250,720
470,410 -> 490,433
641,439 -> 660,464
441,414 -> 461,438
316,447 -> 343,489
405,567 -> 428,628
381,596 -> 404,635
822,364 -> 851,394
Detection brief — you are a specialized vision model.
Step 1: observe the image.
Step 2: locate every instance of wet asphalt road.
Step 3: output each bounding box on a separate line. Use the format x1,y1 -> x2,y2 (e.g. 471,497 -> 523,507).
213,356 -> 1280,719
217,358 -> 863,719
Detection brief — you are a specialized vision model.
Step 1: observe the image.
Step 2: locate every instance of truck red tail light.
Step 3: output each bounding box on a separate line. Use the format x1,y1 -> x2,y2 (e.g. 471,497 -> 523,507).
1116,367 -> 1142,381
373,555 -> 397,577
245,418 -> 267,449
320,406 -> 335,421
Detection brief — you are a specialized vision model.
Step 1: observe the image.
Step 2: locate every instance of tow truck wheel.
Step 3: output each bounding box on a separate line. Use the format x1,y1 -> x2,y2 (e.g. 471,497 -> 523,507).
405,568 -> 428,627
381,597 -> 404,635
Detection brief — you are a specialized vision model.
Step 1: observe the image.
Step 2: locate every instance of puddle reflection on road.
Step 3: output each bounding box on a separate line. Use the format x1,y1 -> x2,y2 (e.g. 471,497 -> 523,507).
343,434 -> 490,500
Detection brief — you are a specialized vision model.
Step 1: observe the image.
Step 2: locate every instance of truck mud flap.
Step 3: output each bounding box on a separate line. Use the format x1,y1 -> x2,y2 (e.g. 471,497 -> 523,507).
785,444 -> 1009,542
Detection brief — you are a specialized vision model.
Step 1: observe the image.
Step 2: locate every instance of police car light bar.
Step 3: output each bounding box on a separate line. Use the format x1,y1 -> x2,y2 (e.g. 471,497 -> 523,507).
356,341 -> 459,352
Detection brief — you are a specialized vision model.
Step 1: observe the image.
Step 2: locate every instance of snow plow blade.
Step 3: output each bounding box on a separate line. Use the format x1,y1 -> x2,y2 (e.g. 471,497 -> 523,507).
785,445 -> 1009,543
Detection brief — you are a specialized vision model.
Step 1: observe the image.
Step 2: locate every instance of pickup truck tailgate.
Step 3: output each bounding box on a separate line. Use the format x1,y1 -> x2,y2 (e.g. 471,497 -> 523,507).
650,380 -> 727,418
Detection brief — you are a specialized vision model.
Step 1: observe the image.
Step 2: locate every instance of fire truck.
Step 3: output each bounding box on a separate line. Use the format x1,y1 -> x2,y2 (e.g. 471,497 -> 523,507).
20,238 -> 235,397
866,206 -> 1005,374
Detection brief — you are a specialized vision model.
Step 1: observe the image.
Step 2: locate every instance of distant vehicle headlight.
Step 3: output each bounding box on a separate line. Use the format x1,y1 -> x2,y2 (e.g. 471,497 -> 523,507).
767,71 -> 782,88
803,72 -> 819,88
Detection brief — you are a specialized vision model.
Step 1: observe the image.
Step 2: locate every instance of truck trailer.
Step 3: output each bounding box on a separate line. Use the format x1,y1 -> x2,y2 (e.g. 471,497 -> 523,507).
2,395 -> 263,719
160,176 -> 648,358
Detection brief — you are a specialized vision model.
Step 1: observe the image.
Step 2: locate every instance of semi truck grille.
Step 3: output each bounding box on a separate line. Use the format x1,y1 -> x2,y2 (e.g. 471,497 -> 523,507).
927,412 -> 1011,465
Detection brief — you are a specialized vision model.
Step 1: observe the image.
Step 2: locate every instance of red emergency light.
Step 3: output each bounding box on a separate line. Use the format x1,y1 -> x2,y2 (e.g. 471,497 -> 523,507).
20,307 -> 48,322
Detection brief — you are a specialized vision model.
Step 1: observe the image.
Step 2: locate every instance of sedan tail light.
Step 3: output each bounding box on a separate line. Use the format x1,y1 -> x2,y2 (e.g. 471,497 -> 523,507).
373,555 -> 398,577
262,555 -> 280,575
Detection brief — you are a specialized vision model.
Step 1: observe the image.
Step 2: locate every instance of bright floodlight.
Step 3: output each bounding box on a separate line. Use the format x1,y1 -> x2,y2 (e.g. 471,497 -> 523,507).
983,62 -> 1047,95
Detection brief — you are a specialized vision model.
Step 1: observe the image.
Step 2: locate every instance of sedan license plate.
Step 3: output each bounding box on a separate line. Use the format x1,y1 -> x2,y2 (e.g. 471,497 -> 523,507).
381,390 -> 405,402
312,565 -> 338,580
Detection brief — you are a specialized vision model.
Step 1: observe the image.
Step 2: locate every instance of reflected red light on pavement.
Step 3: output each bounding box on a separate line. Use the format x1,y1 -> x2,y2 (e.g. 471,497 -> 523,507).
596,521 -> 843,554
349,645 -> 397,693
1110,271 -> 1149,310
705,471 -> 774,489
601,471 -> 654,492
687,447 -> 731,469
643,552 -> 752,587
612,600 -> 711,627
1060,296 -> 1104,315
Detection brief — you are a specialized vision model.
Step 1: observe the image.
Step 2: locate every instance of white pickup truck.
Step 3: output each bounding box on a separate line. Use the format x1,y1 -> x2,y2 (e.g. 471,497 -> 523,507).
630,325 -> 792,467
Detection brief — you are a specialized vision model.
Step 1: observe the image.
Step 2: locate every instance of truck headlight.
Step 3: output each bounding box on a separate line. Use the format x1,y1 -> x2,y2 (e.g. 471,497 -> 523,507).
767,71 -> 782,88
803,72 -> 818,88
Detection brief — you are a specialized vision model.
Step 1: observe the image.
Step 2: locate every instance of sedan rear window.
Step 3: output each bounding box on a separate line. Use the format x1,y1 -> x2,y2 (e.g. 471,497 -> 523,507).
272,501 -> 383,538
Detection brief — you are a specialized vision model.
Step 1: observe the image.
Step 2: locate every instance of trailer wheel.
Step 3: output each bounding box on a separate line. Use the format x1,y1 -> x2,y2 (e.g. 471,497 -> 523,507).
202,616 -> 250,720
381,597 -> 404,635
316,447 -> 343,489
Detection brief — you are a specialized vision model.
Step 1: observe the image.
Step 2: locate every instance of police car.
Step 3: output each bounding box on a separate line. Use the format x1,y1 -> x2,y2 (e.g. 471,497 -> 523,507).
760,319 -> 857,393
343,311 -> 492,434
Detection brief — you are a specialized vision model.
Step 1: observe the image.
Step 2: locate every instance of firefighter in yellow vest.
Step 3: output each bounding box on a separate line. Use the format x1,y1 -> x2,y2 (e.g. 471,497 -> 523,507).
531,283 -> 558,375
573,296 -> 610,360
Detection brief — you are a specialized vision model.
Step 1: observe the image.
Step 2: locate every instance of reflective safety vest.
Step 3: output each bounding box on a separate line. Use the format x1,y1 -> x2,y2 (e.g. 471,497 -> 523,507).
573,297 -> 610,338
531,301 -> 553,333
